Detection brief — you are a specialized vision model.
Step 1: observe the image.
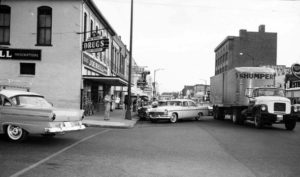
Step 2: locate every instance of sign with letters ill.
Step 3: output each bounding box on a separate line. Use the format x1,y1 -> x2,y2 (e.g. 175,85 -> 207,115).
0,49 -> 41,60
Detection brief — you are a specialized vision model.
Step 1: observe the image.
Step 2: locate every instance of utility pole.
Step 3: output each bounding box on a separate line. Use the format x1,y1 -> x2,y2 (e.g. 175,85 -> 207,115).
125,0 -> 134,120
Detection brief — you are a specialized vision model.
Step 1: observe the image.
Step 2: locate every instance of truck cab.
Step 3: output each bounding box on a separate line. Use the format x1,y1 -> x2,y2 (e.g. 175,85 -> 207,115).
243,87 -> 296,129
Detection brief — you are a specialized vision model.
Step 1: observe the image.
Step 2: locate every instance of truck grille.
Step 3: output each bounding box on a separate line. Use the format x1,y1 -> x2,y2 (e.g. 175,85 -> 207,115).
274,103 -> 286,112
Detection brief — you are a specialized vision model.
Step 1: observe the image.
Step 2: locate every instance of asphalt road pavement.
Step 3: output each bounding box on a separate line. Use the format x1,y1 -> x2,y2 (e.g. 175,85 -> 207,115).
1,116 -> 299,177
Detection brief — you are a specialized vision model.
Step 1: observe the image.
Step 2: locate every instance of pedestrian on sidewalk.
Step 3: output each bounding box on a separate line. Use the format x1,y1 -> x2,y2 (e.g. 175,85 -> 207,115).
104,92 -> 111,120
110,94 -> 114,112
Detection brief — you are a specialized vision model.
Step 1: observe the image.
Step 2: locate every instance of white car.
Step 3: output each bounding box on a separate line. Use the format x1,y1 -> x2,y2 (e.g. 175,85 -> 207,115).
148,99 -> 209,123
0,89 -> 85,141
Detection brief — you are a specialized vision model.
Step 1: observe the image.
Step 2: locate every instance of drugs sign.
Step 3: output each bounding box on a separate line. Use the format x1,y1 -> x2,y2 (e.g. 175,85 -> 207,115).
82,38 -> 109,52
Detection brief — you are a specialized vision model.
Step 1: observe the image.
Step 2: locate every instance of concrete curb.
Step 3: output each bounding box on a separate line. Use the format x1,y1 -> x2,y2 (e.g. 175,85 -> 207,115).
82,118 -> 139,129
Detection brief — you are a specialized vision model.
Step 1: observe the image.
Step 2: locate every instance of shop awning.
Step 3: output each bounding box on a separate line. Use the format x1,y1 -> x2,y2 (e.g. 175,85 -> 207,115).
83,75 -> 129,86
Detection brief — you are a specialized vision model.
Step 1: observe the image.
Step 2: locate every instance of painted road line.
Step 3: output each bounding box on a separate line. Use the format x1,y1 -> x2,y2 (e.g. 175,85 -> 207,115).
9,129 -> 110,177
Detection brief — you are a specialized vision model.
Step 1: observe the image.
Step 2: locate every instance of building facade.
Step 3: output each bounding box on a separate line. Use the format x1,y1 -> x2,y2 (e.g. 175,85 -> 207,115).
214,25 -> 277,75
0,0 -> 134,113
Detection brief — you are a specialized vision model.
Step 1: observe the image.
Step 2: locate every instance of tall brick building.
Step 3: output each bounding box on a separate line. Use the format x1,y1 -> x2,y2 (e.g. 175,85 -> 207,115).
214,25 -> 277,75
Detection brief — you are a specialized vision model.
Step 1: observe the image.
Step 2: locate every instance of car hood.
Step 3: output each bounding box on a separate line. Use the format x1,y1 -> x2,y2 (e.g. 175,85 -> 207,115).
52,108 -> 84,122
255,96 -> 290,104
150,106 -> 178,112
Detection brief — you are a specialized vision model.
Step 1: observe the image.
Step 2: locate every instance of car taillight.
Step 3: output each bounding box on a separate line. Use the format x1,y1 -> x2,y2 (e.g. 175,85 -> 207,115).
51,113 -> 56,121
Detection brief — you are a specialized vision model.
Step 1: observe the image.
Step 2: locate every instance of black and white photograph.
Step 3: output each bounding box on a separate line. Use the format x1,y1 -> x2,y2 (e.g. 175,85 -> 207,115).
0,0 -> 300,176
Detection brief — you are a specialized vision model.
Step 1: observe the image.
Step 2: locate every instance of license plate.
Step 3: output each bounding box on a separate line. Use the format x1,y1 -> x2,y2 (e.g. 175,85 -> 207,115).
277,115 -> 283,118
64,122 -> 72,127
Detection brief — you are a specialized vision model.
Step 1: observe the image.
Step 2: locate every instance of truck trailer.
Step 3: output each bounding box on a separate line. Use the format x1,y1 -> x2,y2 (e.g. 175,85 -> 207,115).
210,67 -> 296,130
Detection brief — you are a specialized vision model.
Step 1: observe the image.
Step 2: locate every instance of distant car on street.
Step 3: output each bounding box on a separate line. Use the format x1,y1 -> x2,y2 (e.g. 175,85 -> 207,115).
0,89 -> 86,142
148,99 -> 209,123
197,102 -> 213,116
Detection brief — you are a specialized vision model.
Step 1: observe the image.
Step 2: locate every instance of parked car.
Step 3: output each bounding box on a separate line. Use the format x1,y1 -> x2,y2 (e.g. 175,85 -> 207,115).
0,89 -> 86,141
138,100 -> 167,120
148,99 -> 209,123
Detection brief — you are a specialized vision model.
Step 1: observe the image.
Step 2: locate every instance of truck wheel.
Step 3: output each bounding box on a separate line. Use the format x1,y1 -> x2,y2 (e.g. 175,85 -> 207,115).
214,108 -> 224,120
285,119 -> 296,130
254,111 -> 263,129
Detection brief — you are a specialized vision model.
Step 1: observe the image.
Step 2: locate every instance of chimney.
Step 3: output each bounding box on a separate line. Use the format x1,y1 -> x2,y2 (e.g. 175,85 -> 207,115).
239,29 -> 247,37
259,24 -> 265,32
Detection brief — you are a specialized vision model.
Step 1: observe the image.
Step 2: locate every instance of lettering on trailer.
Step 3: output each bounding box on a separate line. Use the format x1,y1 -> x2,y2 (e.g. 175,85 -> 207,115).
236,72 -> 275,79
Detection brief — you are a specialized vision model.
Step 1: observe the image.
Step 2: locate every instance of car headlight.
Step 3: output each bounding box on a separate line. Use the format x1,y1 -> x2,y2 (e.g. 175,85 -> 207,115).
261,105 -> 267,111
294,106 -> 298,112
164,109 -> 168,115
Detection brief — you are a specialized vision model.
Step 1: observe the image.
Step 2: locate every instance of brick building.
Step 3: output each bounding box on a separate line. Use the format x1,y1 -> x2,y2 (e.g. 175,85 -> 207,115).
0,0 -> 136,113
214,25 -> 277,75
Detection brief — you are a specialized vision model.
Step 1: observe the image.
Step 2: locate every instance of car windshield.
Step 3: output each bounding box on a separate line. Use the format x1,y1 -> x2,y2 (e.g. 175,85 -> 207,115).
158,101 -> 167,106
256,88 -> 285,97
11,95 -> 52,108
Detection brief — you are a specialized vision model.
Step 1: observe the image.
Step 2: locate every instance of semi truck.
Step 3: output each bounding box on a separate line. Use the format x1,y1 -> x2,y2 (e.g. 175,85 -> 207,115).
210,67 -> 296,130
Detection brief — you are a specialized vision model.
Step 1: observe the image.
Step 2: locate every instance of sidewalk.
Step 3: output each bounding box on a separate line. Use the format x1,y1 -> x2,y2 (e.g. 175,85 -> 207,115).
82,109 -> 139,129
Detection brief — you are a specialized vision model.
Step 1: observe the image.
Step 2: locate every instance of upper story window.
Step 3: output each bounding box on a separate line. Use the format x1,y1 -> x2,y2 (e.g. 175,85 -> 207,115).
90,20 -> 93,37
37,6 -> 52,46
83,13 -> 87,41
0,5 -> 11,45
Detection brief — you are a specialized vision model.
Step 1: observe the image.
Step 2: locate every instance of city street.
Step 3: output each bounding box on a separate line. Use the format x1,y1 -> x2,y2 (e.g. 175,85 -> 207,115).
1,116 -> 300,177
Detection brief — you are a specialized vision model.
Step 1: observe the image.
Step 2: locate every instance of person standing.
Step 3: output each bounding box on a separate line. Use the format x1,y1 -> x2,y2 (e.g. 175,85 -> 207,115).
110,94 -> 114,112
104,92 -> 111,120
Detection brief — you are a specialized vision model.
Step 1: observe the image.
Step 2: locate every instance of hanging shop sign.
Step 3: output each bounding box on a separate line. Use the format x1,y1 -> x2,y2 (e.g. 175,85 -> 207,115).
0,48 -> 41,60
83,53 -> 108,75
82,36 -> 109,53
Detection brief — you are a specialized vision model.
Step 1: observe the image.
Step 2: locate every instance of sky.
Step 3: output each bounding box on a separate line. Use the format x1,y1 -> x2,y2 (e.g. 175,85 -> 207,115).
95,0 -> 300,93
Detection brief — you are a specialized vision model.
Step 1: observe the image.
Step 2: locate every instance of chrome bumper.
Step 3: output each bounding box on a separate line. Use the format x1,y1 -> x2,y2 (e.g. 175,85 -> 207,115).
45,121 -> 86,133
149,115 -> 171,119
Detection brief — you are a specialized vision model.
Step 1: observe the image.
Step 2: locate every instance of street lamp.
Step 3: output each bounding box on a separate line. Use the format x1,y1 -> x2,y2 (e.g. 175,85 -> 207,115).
125,0 -> 134,120
239,52 -> 255,66
153,68 -> 164,98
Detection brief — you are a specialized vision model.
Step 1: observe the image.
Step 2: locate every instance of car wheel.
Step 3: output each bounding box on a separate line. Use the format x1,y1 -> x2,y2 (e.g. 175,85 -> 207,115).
6,124 -> 28,142
170,113 -> 178,123
285,119 -> 296,130
254,111 -> 263,129
195,112 -> 202,121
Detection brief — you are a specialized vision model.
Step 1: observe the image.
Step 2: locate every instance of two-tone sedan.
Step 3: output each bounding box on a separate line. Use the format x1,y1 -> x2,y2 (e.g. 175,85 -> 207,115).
148,99 -> 209,123
0,89 -> 86,141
